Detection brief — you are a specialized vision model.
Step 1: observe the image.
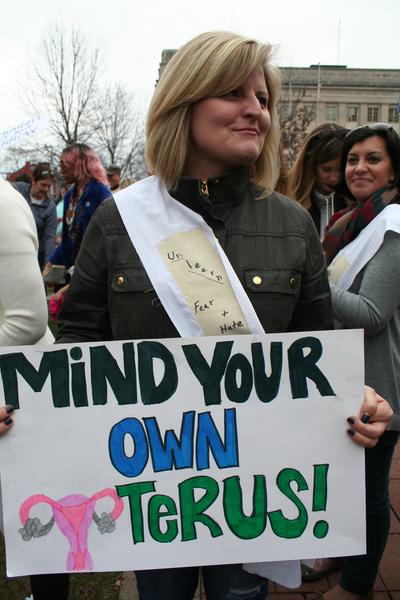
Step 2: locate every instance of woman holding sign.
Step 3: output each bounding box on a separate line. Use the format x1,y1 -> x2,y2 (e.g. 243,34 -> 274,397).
56,32 -> 392,600
307,125 -> 400,600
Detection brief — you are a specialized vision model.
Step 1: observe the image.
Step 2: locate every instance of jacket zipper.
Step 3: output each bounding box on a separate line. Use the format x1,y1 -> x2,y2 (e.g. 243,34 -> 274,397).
199,179 -> 209,198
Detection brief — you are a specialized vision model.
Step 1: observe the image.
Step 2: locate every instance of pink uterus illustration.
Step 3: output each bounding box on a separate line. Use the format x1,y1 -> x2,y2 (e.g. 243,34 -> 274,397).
19,488 -> 124,571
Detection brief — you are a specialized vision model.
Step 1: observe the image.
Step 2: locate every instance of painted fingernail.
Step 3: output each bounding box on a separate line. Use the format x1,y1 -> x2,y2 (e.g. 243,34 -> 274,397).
347,417 -> 355,425
361,412 -> 371,424
4,417 -> 13,425
347,428 -> 355,436
5,405 -> 15,415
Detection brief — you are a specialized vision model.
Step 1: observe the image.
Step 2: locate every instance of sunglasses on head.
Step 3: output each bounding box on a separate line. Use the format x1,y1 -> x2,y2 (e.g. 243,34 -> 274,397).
345,123 -> 393,138
307,127 -> 348,150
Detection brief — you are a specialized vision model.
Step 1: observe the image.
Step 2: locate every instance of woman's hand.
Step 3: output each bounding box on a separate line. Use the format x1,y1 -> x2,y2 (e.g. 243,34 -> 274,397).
53,284 -> 69,302
0,405 -> 15,437
42,262 -> 54,277
347,385 -> 393,447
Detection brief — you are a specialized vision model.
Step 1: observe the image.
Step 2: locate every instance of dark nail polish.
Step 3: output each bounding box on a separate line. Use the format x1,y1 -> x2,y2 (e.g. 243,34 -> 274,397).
347,417 -> 355,425
361,412 -> 371,424
347,428 -> 355,436
5,405 -> 15,415
4,417 -> 13,425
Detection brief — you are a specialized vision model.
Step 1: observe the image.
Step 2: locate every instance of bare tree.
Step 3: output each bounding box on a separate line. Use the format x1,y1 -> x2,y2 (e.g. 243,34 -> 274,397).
278,89 -> 315,168
90,83 -> 147,178
123,119 -> 147,180
7,24 -> 148,180
20,23 -> 101,146
2,142 -> 59,175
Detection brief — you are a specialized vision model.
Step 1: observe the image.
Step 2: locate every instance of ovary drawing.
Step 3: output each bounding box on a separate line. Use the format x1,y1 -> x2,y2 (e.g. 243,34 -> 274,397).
19,488 -> 124,571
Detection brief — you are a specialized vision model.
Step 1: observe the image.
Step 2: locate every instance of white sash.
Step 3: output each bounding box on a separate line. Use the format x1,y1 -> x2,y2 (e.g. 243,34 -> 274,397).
114,176 -> 264,337
114,175 -> 301,587
328,205 -> 400,290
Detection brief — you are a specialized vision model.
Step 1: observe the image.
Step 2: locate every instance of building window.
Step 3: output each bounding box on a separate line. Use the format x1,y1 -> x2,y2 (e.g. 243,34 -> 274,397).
388,105 -> 399,123
347,105 -> 359,122
325,104 -> 338,122
367,105 -> 380,122
303,103 -> 317,120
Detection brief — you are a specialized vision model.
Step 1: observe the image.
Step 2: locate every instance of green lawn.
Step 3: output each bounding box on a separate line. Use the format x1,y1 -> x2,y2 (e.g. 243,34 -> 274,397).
0,534 -> 122,600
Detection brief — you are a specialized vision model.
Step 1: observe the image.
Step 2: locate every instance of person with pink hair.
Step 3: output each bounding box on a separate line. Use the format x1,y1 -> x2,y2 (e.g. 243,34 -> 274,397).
43,143 -> 110,306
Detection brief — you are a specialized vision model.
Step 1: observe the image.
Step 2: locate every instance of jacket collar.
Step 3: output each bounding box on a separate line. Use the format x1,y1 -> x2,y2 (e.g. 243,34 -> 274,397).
170,167 -> 251,213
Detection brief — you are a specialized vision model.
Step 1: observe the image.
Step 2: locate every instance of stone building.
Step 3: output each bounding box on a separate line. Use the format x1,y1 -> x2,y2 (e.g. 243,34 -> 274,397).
159,51 -> 400,129
158,51 -> 400,163
280,65 -> 400,129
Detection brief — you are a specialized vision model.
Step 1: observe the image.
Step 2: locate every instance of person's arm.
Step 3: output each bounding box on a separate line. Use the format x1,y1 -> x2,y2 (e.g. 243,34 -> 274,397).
48,239 -> 63,267
81,182 -> 111,233
288,210 -> 334,331
0,183 -> 48,346
53,284 -> 69,301
42,261 -> 54,276
330,231 -> 400,335
43,202 -> 58,265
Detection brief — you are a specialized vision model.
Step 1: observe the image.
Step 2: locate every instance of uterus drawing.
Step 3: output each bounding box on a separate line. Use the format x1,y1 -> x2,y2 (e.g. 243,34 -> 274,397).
19,488 -> 124,571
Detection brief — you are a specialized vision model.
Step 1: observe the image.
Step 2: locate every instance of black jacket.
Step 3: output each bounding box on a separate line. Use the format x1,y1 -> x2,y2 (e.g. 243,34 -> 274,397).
57,168 -> 333,343
309,190 -> 348,236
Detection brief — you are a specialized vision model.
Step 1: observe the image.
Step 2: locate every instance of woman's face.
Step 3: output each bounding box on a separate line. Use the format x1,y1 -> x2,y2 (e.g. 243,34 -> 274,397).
186,67 -> 270,179
59,153 -> 76,184
315,158 -> 341,195
345,135 -> 394,201
31,177 -> 53,200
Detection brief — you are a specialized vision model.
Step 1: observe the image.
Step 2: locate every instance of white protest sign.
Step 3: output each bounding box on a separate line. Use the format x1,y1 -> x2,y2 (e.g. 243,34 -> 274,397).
0,330 -> 365,577
0,114 -> 49,150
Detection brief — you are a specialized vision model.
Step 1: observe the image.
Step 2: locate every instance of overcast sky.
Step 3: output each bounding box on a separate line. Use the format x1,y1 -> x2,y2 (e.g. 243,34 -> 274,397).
1,0 -> 400,134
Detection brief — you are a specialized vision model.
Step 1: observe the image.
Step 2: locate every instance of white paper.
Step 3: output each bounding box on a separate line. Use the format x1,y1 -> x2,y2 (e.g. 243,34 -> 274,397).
0,330 -> 365,577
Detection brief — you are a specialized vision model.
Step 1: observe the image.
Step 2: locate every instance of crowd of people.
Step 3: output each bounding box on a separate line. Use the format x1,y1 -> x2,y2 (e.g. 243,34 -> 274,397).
0,29 -> 399,600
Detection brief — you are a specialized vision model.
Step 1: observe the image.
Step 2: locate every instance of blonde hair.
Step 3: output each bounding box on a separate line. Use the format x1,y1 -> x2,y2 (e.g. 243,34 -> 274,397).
287,122 -> 347,210
146,31 -> 281,194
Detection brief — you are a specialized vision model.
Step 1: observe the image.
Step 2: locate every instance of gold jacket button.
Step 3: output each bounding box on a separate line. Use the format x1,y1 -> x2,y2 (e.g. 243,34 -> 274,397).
252,275 -> 262,285
289,277 -> 296,288
116,275 -> 124,286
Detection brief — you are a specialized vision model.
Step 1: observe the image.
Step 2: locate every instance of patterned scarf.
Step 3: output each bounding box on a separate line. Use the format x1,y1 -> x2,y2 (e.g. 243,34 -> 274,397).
322,186 -> 400,264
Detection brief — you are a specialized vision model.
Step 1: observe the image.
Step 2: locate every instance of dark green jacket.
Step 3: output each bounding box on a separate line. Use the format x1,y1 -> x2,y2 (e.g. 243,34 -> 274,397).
57,169 -> 333,343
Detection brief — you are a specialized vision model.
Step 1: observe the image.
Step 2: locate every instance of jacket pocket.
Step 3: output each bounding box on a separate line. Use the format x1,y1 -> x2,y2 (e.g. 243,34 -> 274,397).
110,267 -> 177,339
244,268 -> 301,295
111,268 -> 153,293
243,268 -> 302,332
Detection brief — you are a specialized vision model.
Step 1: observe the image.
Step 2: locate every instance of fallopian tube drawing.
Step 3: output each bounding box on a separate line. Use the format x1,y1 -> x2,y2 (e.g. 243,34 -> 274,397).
19,488 -> 124,571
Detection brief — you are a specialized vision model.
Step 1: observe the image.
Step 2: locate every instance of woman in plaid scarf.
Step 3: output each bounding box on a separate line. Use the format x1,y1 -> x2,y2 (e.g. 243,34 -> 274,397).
305,124 -> 400,600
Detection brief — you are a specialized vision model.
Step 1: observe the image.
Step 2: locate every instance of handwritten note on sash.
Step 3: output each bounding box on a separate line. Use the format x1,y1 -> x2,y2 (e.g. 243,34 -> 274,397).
328,254 -> 350,285
157,227 -> 250,335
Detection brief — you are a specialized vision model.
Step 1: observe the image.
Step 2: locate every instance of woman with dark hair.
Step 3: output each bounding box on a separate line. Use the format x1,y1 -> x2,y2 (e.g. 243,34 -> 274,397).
304,124 -> 400,599
287,122 -> 350,238
43,143 -> 110,305
54,33 -> 392,600
14,163 -> 57,270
